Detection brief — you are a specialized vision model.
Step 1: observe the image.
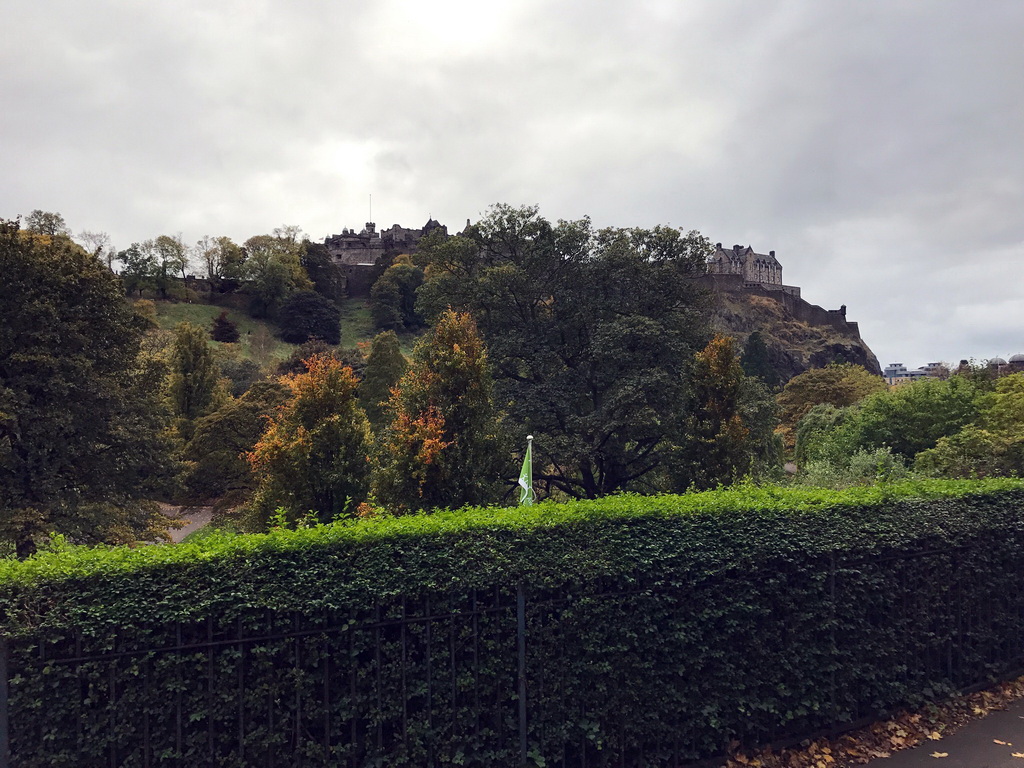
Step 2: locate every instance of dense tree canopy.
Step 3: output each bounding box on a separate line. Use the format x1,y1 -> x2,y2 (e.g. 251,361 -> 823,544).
244,355 -> 370,528
776,363 -> 887,449
669,335 -> 781,490
0,220 -> 176,554
301,240 -> 346,303
359,330 -> 408,433
166,322 -> 226,432
373,310 -> 505,512
370,256 -> 424,331
243,233 -> 312,317
181,380 -> 288,507
24,209 -> 70,237
415,204 -> 712,498
277,290 -> 341,345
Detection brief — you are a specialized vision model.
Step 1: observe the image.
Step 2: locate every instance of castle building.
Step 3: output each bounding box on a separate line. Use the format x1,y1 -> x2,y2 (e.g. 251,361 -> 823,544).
707,243 -> 783,285
325,217 -> 449,297
324,218 -> 448,267
706,243 -> 801,297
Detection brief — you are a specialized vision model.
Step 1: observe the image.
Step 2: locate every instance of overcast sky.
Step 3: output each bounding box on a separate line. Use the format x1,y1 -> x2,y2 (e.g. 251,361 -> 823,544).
3,0 -> 1022,368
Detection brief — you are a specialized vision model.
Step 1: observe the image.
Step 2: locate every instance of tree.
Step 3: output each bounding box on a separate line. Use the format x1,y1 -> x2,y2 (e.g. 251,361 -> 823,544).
118,242 -> 158,296
670,335 -> 758,490
794,403 -> 848,465
194,235 -> 246,287
370,256 -> 424,331
24,210 -> 70,237
415,204 -> 712,498
776,363 -> 886,449
166,322 -> 226,437
913,373 -> 1024,478
740,331 -> 781,389
0,219 -> 176,555
301,240 -> 346,303
210,310 -> 240,343
154,234 -> 189,281
180,380 -> 288,507
217,354 -> 263,397
359,331 -> 408,432
277,290 -> 341,345
244,355 -> 370,529
827,375 -> 983,462
243,233 -> 312,317
373,310 -> 505,512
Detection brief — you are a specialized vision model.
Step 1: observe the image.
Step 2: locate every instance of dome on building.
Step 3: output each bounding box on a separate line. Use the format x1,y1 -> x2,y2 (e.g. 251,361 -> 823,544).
1009,353 -> 1024,363
988,357 -> 1007,366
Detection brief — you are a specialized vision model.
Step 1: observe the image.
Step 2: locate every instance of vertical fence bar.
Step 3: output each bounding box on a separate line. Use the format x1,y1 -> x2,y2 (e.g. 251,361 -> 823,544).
0,638 -> 9,768
829,552 -> 837,737
517,584 -> 528,767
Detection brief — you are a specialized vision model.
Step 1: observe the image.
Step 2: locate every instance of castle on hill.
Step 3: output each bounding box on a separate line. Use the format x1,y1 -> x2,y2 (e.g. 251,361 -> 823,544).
706,243 -> 801,297
325,219 -> 447,266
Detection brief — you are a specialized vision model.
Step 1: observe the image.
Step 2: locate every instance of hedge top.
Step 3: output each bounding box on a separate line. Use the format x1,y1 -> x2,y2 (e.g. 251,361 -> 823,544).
1,478 -> 1022,635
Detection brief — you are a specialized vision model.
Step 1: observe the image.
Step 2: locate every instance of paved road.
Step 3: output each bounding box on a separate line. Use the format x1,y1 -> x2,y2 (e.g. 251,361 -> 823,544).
863,698 -> 1024,768
159,503 -> 213,542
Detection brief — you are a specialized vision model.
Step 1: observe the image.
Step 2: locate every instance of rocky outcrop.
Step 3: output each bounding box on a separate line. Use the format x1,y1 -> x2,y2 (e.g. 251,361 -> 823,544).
702,276 -> 881,383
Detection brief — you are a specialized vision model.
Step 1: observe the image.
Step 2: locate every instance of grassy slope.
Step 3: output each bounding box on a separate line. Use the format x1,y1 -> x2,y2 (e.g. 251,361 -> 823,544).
153,298 -> 384,363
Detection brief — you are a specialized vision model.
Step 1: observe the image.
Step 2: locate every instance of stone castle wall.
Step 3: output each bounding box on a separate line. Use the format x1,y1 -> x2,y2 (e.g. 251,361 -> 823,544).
697,273 -> 860,337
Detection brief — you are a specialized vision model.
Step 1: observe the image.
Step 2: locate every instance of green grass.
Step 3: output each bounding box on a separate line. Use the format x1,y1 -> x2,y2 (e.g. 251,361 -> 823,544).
152,297 -> 409,365
152,301 -> 296,363
338,299 -> 374,349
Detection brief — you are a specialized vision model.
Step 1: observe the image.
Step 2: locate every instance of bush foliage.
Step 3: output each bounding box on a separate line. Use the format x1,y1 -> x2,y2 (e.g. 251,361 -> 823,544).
1,480 -> 1022,765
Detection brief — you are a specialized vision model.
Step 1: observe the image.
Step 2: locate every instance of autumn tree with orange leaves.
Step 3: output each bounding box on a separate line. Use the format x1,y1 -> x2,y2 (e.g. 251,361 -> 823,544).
372,309 -> 506,513
243,354 -> 370,529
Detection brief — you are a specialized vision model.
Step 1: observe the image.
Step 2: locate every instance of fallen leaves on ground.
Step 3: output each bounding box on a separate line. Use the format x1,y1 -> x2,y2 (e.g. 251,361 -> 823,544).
718,675 -> 1024,768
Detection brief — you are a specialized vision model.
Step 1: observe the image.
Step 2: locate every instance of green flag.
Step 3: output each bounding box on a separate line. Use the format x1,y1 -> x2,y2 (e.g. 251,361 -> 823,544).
518,435 -> 534,506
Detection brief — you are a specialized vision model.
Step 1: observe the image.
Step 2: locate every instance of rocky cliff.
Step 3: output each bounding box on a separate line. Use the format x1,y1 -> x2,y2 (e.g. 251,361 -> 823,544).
704,278 -> 881,383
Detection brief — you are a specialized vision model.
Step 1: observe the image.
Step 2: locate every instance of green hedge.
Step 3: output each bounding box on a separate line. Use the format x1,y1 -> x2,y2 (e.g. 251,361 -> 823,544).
2,479 -> 1024,766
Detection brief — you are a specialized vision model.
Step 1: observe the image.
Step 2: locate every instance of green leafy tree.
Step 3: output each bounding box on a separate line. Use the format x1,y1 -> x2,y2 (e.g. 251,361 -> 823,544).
154,234 -> 189,281
301,240 -> 346,303
373,310 -> 505,513
167,322 -> 226,437
776,363 -> 886,449
180,380 -> 288,507
359,330 -> 408,432
914,373 -> 1024,478
244,354 -> 370,529
370,255 -> 424,331
217,354 -> 263,397
740,331 -> 781,388
415,204 -> 711,498
195,235 -> 246,291
243,233 -> 313,317
827,375 -> 983,462
671,335 -> 766,490
118,242 -> 158,296
277,290 -> 341,345
794,403 -> 848,465
0,220 -> 176,555
24,209 -> 70,237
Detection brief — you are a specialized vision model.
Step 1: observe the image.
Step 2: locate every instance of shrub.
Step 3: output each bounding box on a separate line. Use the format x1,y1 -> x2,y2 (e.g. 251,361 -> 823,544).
1,479 -> 1023,764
